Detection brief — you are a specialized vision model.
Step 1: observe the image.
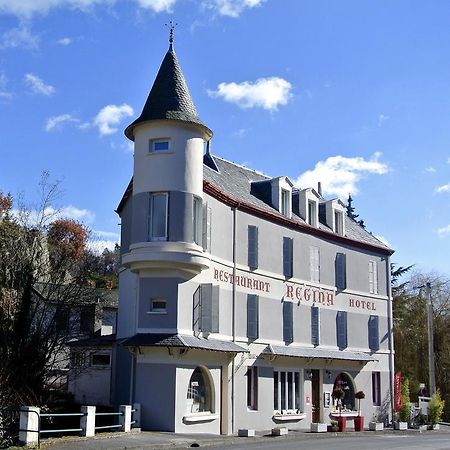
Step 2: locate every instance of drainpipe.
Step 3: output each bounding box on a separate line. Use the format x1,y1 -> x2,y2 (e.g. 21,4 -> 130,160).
385,256 -> 395,426
231,205 -> 237,434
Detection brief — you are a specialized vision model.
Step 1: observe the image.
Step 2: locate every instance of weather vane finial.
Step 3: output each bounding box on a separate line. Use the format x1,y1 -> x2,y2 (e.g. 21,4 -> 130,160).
166,20 -> 178,50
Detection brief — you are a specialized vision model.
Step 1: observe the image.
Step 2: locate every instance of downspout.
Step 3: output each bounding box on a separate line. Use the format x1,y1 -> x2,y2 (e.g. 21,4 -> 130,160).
385,256 -> 395,426
231,204 -> 237,435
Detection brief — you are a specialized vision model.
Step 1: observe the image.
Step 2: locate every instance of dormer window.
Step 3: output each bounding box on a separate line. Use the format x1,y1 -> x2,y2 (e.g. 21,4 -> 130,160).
281,189 -> 290,216
150,138 -> 170,152
334,210 -> 344,235
308,200 -> 317,227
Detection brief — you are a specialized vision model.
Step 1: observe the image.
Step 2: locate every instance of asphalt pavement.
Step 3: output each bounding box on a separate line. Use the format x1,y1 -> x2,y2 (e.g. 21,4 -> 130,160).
41,425 -> 450,450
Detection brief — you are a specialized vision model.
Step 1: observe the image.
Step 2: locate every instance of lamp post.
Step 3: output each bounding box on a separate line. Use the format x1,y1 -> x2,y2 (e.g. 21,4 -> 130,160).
414,282 -> 436,396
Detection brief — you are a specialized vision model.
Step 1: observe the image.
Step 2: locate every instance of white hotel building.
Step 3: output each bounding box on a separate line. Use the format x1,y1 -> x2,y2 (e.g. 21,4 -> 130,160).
112,36 -> 395,434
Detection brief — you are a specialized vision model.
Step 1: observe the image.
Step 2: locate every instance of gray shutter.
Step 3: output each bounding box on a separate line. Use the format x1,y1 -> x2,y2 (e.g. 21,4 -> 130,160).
211,285 -> 220,333
283,301 -> 293,343
202,203 -> 208,250
200,284 -> 212,332
248,225 -> 259,270
311,306 -> 320,346
193,286 -> 201,335
368,315 -> 379,351
336,311 -> 347,349
247,294 -> 259,339
206,206 -> 211,251
335,253 -> 347,289
283,237 -> 293,278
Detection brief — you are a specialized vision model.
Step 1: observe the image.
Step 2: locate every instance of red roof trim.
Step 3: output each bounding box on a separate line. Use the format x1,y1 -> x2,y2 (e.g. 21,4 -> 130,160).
203,180 -> 394,256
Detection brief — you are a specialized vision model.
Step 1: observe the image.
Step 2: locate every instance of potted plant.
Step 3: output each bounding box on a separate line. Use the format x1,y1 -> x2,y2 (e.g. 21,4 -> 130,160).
395,378 -> 410,430
427,390 -> 445,430
354,391 -> 365,431
332,387 -> 346,432
328,419 -> 338,432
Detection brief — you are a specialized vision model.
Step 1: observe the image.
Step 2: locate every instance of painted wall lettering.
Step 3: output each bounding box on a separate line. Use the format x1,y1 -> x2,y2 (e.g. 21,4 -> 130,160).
213,268 -> 270,293
285,283 -> 334,306
348,298 -> 376,311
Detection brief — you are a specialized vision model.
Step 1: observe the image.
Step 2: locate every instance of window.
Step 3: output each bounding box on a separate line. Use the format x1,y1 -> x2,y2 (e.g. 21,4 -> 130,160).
149,192 -> 168,241
71,351 -> 86,367
336,311 -> 348,349
311,306 -> 320,346
283,301 -> 293,344
193,196 -> 202,245
54,308 -> 69,332
283,237 -> 293,278
248,225 -> 258,270
91,353 -> 111,367
193,284 -> 219,334
310,246 -> 320,282
149,298 -> 167,314
80,307 -> 92,334
281,189 -> 290,216
368,315 -> 380,351
335,253 -> 347,290
247,366 -> 258,410
333,373 -> 355,410
308,200 -> 317,226
202,204 -> 212,252
372,372 -> 381,406
274,370 -> 302,412
187,367 -> 213,413
334,210 -> 344,235
369,260 -> 378,294
247,294 -> 259,339
150,139 -> 170,152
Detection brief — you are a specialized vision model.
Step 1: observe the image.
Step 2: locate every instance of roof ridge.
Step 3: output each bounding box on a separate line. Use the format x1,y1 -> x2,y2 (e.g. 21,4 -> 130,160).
212,155 -> 271,179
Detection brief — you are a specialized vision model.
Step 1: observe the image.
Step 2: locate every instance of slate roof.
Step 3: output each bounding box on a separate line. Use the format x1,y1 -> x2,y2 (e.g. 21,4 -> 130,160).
263,344 -> 375,362
203,155 -> 392,253
68,334 -> 116,348
124,47 -> 211,140
120,333 -> 248,353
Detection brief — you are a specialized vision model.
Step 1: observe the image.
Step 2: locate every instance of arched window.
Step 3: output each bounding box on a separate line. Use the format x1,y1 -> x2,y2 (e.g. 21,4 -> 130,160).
186,367 -> 214,414
333,372 -> 355,410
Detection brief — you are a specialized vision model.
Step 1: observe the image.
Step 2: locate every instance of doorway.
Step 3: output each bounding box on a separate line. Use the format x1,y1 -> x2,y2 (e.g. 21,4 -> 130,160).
311,369 -> 321,423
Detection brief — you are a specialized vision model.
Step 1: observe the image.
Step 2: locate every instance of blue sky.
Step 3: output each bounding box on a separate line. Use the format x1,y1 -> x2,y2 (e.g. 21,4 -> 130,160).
0,0 -> 449,276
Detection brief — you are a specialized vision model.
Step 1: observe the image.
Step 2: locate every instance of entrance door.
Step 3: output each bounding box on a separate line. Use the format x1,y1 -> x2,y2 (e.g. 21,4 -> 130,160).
311,369 -> 321,423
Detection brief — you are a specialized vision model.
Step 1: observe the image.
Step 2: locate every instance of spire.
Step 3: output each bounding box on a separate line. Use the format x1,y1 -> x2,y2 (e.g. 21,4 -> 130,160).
125,30 -> 212,140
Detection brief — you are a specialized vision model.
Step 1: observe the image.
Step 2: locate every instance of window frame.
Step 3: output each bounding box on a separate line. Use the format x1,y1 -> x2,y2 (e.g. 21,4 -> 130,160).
273,369 -> 303,413
90,352 -> 111,367
193,196 -> 203,245
149,192 -> 169,241
148,298 -> 167,314
372,371 -> 381,406
247,366 -> 258,411
307,200 -> 317,226
334,210 -> 344,235
369,260 -> 378,294
149,138 -> 171,153
310,246 -> 320,283
281,188 -> 290,217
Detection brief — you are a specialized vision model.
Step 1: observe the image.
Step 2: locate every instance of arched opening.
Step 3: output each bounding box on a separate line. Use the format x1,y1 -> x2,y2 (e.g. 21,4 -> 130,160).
333,372 -> 355,410
186,367 -> 214,414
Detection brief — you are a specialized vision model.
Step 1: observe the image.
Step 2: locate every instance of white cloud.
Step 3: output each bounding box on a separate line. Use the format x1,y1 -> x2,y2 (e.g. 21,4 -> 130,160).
447,157 -> 450,164
25,73 -> 55,96
232,128 -> 248,138
425,166 -> 436,173
437,224 -> 450,237
88,239 -> 118,253
93,103 -> 133,135
134,0 -> 176,12
56,36 -> 72,45
295,152 -> 389,199
378,114 -> 390,127
435,183 -> 450,193
45,114 -> 79,131
0,71 -> 12,100
0,0 -> 117,19
92,230 -> 120,240
203,0 -> 264,17
1,25 -> 39,49
14,204 -> 95,227
208,77 -> 292,111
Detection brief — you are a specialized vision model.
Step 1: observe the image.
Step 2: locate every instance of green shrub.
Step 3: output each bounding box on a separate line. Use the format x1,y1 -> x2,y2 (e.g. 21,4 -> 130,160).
428,390 -> 445,425
398,378 -> 410,422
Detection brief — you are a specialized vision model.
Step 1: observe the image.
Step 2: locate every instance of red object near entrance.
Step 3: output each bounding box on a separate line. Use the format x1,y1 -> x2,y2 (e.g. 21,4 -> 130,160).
354,416 -> 364,431
337,416 -> 347,432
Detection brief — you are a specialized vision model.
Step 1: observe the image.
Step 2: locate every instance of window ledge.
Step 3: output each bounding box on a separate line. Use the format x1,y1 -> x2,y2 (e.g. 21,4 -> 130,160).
146,311 -> 167,315
329,411 -> 358,419
183,412 -> 219,423
272,411 -> 306,422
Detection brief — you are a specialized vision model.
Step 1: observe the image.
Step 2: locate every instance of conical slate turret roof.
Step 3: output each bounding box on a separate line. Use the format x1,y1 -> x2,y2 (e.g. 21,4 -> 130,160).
125,46 -> 211,140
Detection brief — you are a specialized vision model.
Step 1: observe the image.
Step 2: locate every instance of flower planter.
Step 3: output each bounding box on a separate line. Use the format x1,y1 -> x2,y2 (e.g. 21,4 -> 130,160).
238,429 -> 255,437
394,421 -> 408,430
310,423 -> 328,433
369,421 -> 383,431
272,427 -> 288,436
337,416 -> 347,432
354,416 -> 364,431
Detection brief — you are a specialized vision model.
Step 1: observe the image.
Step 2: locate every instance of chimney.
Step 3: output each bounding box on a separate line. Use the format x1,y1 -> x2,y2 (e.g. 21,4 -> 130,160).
317,182 -> 322,197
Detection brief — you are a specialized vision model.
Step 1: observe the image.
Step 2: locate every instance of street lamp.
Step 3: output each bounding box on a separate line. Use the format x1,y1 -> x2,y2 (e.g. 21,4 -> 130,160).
413,282 -> 435,396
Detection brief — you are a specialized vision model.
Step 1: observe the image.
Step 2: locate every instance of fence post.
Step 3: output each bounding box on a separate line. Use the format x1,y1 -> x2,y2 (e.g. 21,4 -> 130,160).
19,406 -> 40,446
80,406 -> 96,437
133,403 -> 141,428
119,405 -> 132,432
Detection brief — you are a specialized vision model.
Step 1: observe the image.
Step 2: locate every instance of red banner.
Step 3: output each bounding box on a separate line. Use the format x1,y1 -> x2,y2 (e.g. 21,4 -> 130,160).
394,372 -> 403,412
